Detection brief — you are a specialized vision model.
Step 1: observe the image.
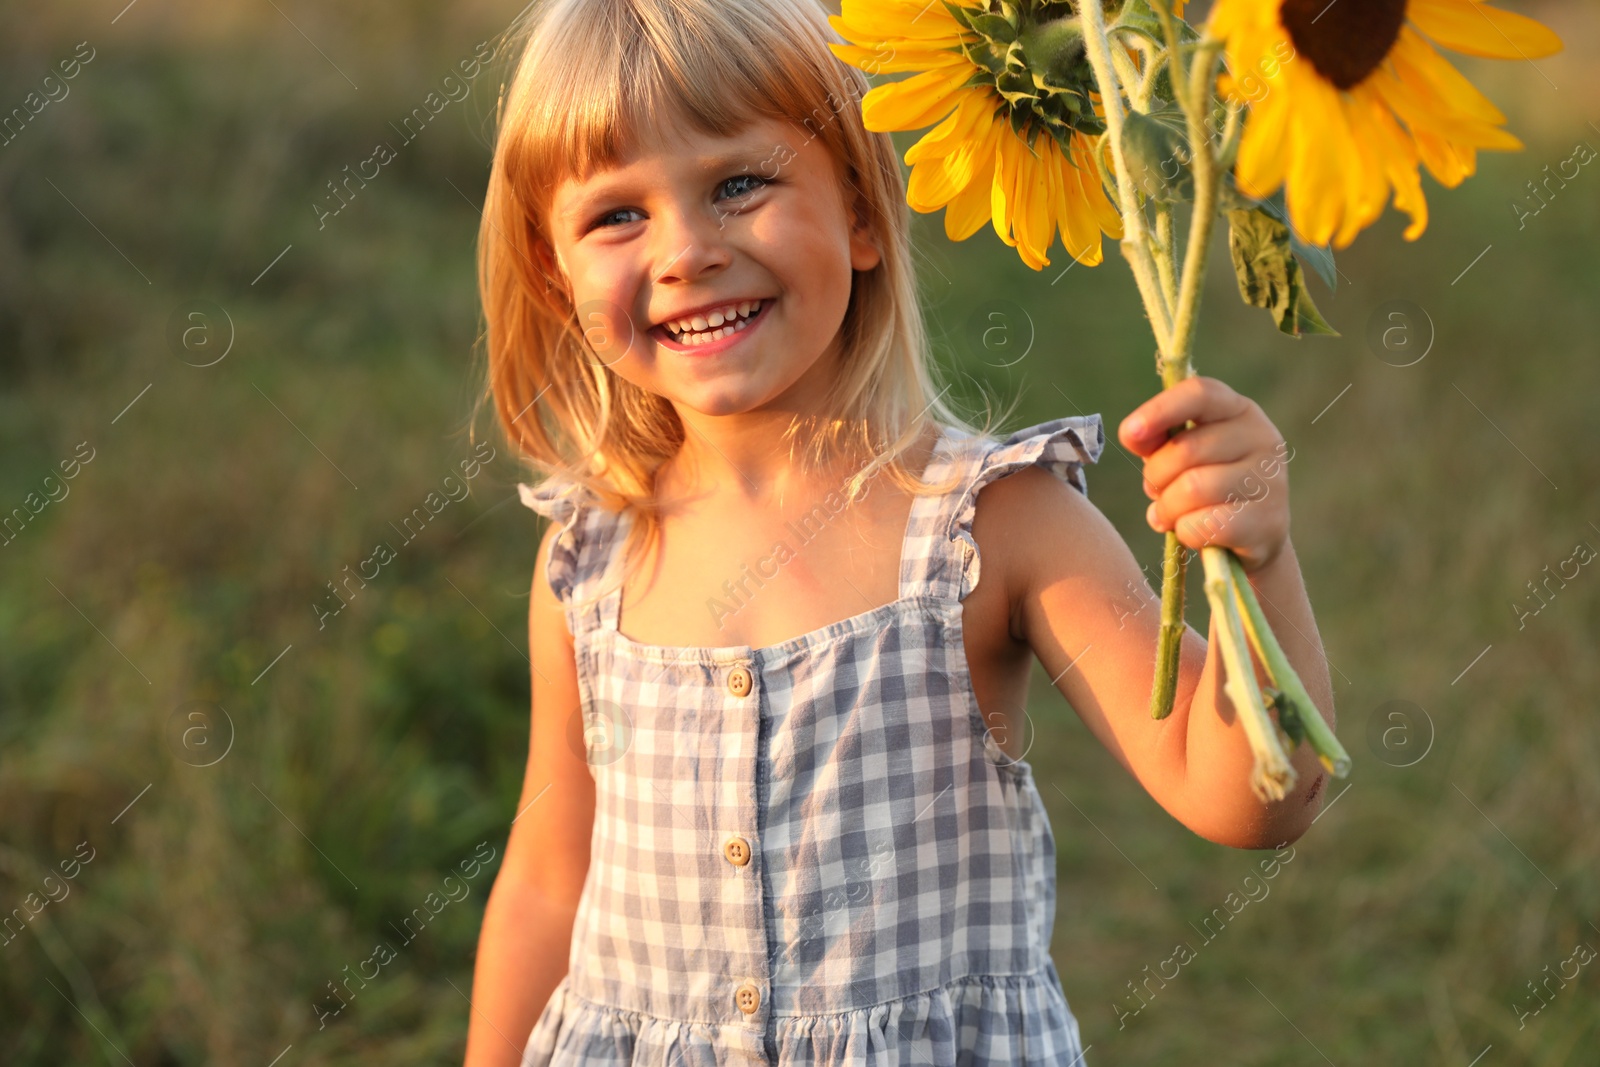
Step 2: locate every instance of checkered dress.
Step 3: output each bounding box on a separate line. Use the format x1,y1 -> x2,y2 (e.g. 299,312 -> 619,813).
515,416 -> 1103,1066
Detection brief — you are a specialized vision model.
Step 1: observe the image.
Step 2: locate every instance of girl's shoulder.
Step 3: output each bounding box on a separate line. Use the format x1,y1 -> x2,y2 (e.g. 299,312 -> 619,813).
517,475 -> 590,527
517,476 -> 613,607
938,414 -> 1106,600
513,412 -> 1106,607
944,413 -> 1107,503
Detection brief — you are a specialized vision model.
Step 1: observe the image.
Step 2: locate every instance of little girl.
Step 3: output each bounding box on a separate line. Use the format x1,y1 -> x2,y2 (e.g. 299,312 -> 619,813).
463,0 -> 1336,1064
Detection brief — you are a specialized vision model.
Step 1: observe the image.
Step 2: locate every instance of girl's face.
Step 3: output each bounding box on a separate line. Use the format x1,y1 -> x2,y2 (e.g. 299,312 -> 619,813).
543,112 -> 881,419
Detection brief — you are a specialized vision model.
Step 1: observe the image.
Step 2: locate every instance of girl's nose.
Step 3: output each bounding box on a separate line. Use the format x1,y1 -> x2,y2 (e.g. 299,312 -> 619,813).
650,205 -> 733,285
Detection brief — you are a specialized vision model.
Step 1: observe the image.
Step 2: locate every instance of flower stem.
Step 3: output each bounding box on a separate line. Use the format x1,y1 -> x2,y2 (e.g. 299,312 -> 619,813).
1218,98 -> 1244,169
1084,0 -> 1187,718
1201,546 -> 1297,802
1149,531 -> 1189,720
1079,0 -> 1173,351
1226,553 -> 1352,777
1127,35 -> 1163,113
1110,43 -> 1145,115
1152,203 -> 1178,316
1080,0 -> 1353,786
1151,0 -> 1191,113
1167,43 -> 1224,377
1143,4 -> 1228,718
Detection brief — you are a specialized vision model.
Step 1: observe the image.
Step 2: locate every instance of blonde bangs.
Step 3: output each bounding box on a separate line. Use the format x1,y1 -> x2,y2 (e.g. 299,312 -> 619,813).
502,0 -> 846,214
473,0 -> 1007,607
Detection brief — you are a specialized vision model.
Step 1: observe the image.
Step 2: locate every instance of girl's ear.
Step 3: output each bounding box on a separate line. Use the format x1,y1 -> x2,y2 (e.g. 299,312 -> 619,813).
532,239 -> 571,302
847,195 -> 882,272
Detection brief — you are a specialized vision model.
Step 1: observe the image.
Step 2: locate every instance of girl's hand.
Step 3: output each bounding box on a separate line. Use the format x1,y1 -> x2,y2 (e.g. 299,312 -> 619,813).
1117,376 -> 1293,574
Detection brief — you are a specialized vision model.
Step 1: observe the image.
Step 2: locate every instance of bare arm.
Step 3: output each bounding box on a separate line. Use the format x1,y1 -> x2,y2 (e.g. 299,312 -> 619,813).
982,388 -> 1336,849
463,524 -> 594,1066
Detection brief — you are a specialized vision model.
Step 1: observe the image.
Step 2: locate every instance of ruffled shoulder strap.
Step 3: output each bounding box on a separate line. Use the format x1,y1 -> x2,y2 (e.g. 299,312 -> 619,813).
902,415 -> 1105,603
517,475 -> 626,634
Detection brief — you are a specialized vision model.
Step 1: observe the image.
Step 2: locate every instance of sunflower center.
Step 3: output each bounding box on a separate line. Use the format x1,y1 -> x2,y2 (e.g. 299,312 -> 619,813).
1279,0 -> 1407,90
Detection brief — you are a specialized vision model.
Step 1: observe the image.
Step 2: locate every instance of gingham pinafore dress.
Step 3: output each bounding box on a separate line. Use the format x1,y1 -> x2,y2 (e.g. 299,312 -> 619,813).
515,415 -> 1104,1067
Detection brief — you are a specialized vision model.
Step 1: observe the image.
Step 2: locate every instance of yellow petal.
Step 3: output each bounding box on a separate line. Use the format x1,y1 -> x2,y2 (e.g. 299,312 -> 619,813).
1364,42 -> 1522,153
1235,88 -> 1291,201
1406,0 -> 1563,60
903,106 -> 963,169
860,60 -> 974,132
1062,156 -> 1100,265
828,41 -> 968,74
1072,135 -> 1122,239
1283,70 -> 1345,247
1217,22 -> 1282,106
1388,25 -> 1506,126
990,127 -> 1021,248
1015,138 -> 1054,268
1042,139 -> 1067,255
904,89 -> 993,164
1331,91 -> 1389,249
1054,141 -> 1099,264
907,147 -> 973,212
832,1 -> 970,43
906,160 -> 954,212
1361,91 -> 1430,240
943,148 -> 997,241
1412,127 -> 1476,186
1209,0 -> 1275,47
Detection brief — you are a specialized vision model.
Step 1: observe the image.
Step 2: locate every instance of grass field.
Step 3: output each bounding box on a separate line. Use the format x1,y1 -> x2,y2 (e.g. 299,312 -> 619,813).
2,2 -> 1597,1064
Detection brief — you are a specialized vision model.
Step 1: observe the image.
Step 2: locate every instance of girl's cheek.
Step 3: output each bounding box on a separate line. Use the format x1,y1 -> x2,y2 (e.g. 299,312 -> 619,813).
573,300 -> 633,364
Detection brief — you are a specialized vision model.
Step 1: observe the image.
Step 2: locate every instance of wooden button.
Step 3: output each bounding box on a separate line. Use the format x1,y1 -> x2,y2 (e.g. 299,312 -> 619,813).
723,835 -> 751,867
734,982 -> 761,1014
727,665 -> 753,698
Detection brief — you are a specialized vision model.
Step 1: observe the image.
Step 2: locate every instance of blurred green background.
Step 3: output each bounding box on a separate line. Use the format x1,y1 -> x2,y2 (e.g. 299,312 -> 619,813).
2,1 -> 1596,1064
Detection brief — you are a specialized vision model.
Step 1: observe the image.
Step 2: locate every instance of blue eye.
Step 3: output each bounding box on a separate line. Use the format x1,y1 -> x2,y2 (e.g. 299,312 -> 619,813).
593,207 -> 642,230
586,174 -> 769,232
719,173 -> 769,200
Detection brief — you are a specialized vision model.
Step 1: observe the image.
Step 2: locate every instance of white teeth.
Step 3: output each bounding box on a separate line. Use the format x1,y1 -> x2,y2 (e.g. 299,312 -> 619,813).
663,299 -> 764,342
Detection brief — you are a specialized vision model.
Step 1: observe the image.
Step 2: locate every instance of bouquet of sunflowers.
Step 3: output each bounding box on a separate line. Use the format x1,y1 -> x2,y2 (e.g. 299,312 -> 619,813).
829,0 -> 1561,800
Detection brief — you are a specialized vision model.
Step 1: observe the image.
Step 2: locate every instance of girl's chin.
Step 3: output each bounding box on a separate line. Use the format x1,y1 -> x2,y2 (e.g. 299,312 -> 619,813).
671,371 -> 797,412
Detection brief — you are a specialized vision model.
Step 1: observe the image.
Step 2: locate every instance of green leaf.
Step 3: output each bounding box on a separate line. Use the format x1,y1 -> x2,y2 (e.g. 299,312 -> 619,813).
1121,105 -> 1193,202
967,46 -> 1005,76
1107,0 -> 1200,104
1008,104 -> 1030,138
1110,0 -> 1163,45
1226,208 -> 1340,338
1260,190 -> 1337,293
971,13 -> 1018,43
1223,187 -> 1338,292
1216,170 -> 1258,212
942,1 -> 979,33
1111,0 -> 1200,45
1294,282 -> 1339,337
959,69 -> 995,92
1267,688 -> 1310,747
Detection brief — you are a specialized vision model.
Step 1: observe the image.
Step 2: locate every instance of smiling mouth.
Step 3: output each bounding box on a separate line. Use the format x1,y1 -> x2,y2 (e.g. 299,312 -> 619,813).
656,299 -> 768,347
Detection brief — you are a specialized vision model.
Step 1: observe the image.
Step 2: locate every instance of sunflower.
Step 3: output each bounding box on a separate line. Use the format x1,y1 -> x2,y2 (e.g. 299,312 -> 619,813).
828,0 -> 1128,270
1210,0 -> 1562,250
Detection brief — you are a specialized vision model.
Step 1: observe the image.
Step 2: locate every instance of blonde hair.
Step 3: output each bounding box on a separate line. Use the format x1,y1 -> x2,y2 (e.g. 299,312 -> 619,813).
473,0 -> 1011,595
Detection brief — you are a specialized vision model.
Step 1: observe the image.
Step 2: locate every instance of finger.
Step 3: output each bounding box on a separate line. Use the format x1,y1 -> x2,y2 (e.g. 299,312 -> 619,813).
1119,377 -> 1250,457
1170,502 -> 1255,554
1148,459 -> 1269,530
1141,420 -> 1257,495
